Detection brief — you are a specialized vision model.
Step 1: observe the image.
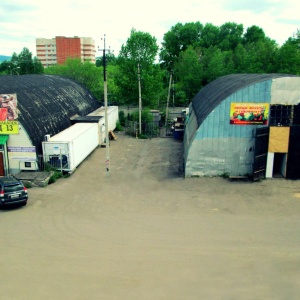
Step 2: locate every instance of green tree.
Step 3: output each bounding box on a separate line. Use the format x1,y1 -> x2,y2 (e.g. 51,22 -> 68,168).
198,23 -> 220,49
33,57 -> 44,74
160,22 -> 203,68
45,58 -> 103,99
233,43 -> 247,72
275,33 -> 300,74
243,25 -> 266,44
243,39 -> 278,73
201,46 -> 226,84
18,47 -> 35,74
0,60 -> 12,75
0,48 -> 43,75
117,28 -> 163,107
218,22 -> 244,51
223,50 -> 235,75
175,45 -> 203,102
96,52 -> 117,67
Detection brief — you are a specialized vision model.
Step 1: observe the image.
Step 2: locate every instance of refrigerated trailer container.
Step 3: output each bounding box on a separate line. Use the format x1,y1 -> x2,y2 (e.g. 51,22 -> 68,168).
87,106 -> 118,144
42,123 -> 99,173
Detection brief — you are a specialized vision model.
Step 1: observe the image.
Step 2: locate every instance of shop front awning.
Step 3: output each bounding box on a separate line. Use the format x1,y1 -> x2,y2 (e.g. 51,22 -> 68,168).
0,135 -> 9,145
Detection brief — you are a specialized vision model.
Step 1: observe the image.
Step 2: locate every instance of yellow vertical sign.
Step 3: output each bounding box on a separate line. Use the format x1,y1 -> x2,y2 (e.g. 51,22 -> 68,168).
0,121 -> 19,134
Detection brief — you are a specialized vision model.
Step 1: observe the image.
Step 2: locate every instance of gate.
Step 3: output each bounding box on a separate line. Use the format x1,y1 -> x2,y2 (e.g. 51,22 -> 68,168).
253,127 -> 269,181
125,121 -> 173,138
286,126 -> 300,179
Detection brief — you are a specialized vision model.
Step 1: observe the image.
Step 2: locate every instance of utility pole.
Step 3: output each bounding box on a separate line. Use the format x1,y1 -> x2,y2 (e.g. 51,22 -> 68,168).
172,76 -> 175,111
99,35 -> 110,175
137,63 -> 142,136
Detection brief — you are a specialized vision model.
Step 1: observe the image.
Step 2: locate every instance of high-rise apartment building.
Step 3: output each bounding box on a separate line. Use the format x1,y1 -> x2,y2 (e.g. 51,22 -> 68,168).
36,36 -> 95,67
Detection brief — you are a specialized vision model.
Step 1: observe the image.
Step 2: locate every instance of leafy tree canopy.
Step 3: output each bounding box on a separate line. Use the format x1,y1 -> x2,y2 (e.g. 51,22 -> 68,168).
116,29 -> 163,107
45,58 -> 103,99
0,47 -> 43,75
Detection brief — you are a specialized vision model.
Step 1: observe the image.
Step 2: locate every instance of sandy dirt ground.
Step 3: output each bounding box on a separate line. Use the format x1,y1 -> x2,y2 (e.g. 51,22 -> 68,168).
1,132 -> 300,300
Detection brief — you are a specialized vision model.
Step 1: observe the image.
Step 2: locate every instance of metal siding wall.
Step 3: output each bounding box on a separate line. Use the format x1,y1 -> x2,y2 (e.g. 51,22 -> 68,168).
185,80 -> 272,177
183,107 -> 198,163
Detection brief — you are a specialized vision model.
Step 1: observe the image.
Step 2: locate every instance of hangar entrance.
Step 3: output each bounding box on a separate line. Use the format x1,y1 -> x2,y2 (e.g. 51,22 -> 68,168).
286,126 -> 300,179
266,126 -> 300,179
266,127 -> 289,179
272,153 -> 287,178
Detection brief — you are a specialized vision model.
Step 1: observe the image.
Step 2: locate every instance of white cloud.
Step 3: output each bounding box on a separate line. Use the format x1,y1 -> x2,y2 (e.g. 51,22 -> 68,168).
0,0 -> 299,57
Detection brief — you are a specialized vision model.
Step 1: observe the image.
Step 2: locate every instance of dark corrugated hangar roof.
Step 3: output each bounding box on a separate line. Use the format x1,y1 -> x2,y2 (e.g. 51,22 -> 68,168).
0,74 -> 100,153
192,73 -> 297,127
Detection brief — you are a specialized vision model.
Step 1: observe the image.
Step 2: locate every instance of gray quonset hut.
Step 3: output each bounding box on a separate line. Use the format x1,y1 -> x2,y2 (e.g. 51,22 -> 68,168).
0,74 -> 100,175
184,74 -> 300,180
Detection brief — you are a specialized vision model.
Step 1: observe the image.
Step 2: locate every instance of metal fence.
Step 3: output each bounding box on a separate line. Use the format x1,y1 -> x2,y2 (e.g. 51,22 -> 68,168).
37,153 -> 70,172
124,111 -> 183,138
124,121 -> 162,138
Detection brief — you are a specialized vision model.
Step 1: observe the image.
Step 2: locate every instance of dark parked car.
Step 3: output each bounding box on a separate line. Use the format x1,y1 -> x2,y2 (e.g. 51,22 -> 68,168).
0,176 -> 28,207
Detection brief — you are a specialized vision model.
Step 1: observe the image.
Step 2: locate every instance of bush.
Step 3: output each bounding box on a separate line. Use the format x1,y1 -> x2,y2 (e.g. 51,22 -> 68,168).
119,110 -> 126,126
115,120 -> 123,131
48,171 -> 63,184
24,181 -> 33,189
131,108 -> 153,123
44,162 -> 54,172
138,134 -> 148,139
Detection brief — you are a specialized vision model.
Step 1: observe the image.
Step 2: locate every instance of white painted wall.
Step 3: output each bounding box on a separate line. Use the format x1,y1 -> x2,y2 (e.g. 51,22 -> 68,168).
266,152 -> 274,178
7,123 -> 38,174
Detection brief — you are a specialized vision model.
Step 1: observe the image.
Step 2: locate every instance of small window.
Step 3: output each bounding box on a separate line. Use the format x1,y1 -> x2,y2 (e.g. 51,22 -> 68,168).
269,105 -> 292,126
25,162 -> 31,168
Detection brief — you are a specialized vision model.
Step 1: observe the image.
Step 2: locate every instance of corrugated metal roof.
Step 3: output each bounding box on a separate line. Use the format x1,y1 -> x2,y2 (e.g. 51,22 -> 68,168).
0,135 -> 8,144
192,73 -> 298,127
0,74 -> 100,153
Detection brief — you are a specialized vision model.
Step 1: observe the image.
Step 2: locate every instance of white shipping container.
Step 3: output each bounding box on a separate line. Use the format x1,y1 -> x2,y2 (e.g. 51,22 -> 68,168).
42,123 -> 99,172
88,106 -> 118,144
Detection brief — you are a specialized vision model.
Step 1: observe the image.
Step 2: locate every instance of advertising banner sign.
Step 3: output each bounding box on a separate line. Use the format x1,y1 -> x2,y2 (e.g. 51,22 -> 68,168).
8,146 -> 36,161
0,121 -> 19,134
230,103 -> 269,125
0,94 -> 19,134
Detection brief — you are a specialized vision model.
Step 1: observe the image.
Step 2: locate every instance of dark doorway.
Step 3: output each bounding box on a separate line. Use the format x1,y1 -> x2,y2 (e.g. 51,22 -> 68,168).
286,126 -> 300,179
273,153 -> 286,178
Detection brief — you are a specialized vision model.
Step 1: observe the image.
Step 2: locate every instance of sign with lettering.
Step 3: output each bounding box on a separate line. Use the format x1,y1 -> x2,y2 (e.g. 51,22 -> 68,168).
0,121 -> 19,134
230,103 -> 269,125
8,146 -> 36,160
0,94 -> 18,134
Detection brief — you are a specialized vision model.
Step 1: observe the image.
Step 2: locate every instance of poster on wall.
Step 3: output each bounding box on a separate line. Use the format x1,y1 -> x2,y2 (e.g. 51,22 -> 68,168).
8,146 -> 36,161
230,103 -> 269,125
0,94 -> 19,134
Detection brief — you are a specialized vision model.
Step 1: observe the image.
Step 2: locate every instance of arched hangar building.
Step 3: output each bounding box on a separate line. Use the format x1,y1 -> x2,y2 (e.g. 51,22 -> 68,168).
184,74 -> 300,180
0,74 -> 100,176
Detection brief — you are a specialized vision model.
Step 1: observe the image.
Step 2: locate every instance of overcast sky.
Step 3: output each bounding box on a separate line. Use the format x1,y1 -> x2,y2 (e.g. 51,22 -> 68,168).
0,0 -> 299,57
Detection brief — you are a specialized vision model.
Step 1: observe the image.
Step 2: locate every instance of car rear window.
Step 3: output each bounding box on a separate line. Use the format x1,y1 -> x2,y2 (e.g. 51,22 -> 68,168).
4,183 -> 23,193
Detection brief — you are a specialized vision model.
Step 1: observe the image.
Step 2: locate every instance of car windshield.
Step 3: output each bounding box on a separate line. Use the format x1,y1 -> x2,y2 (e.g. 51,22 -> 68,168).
4,184 -> 23,192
